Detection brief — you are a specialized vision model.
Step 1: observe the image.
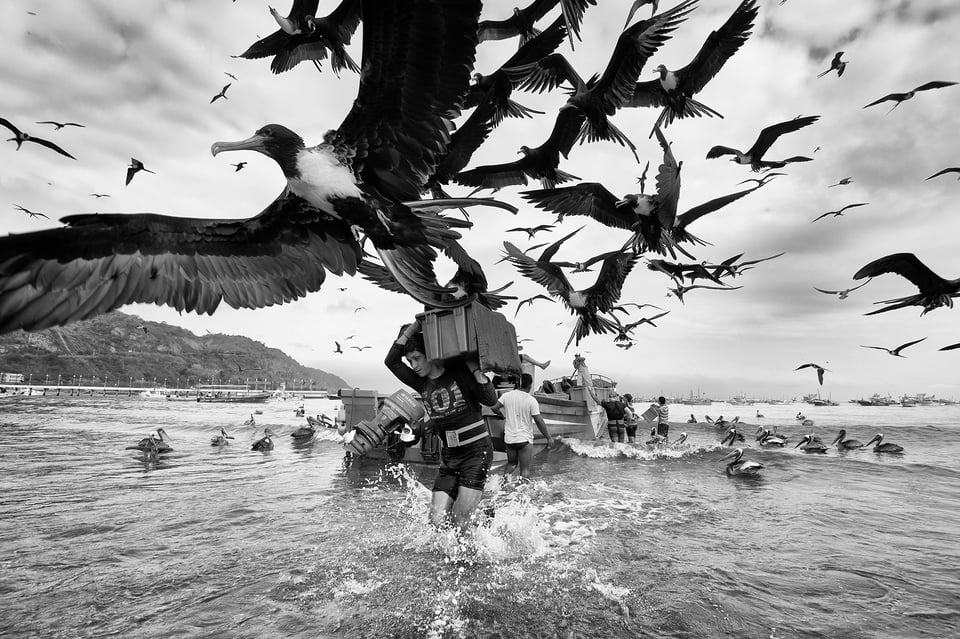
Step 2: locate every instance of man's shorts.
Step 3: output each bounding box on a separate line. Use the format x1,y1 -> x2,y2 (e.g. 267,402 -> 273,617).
434,438 -> 494,498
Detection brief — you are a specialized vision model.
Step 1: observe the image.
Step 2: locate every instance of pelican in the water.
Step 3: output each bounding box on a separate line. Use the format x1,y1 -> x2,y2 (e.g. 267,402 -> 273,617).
722,448 -> 763,476
252,428 -> 277,452
720,427 -> 743,445
758,429 -> 787,447
670,432 -> 688,448
795,433 -> 828,453
290,422 -> 316,440
862,433 -> 904,454
128,427 -> 172,453
831,429 -> 864,451
243,413 -> 256,426
211,427 -> 234,446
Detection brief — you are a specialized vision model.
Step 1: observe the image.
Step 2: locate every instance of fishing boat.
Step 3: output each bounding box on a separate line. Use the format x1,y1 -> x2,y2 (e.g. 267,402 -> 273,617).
139,388 -> 168,400
857,393 -> 897,406
195,384 -> 271,403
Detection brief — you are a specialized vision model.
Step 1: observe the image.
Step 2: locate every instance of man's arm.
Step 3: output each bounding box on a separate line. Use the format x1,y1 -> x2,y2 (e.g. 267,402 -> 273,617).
533,413 -> 552,445
465,359 -> 498,406
384,321 -> 423,391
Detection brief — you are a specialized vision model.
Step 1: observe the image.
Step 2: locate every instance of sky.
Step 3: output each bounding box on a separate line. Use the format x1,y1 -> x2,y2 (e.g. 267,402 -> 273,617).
2,0 -> 959,402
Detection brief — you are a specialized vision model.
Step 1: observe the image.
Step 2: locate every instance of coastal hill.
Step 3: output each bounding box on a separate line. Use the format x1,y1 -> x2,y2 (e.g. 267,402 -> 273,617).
0,312 -> 348,391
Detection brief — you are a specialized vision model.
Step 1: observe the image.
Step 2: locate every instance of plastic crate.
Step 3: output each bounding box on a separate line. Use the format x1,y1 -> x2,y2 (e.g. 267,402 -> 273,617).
417,303 -> 522,374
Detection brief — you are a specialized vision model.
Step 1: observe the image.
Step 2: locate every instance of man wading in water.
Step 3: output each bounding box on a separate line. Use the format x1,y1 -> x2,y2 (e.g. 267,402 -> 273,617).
385,318 -> 498,530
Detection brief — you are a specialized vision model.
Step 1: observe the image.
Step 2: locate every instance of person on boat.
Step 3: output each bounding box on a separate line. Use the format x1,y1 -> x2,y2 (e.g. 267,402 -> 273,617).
491,373 -> 552,480
518,342 -> 550,386
622,394 -> 638,443
601,392 -> 627,442
385,318 -> 498,531
571,354 -> 599,404
653,396 -> 670,441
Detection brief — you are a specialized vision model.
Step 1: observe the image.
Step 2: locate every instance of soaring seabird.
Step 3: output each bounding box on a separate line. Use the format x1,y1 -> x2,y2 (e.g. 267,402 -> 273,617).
817,51 -> 847,78
860,337 -> 926,357
239,0 -> 361,75
501,228 -> 638,348
625,0 -> 758,136
477,0 -> 598,49
827,177 -> 853,188
466,17 -> 566,125
125,157 -> 154,185
706,115 -> 819,172
210,83 -> 231,103
519,126 -> 683,256
0,0 -> 500,335
795,362 -> 829,386
13,205 -> 48,220
812,280 -> 869,299
853,253 -> 960,315
504,0 -> 696,160
1,117 -> 76,159
810,202 -> 868,223
35,121 -> 85,130
863,80 -> 957,113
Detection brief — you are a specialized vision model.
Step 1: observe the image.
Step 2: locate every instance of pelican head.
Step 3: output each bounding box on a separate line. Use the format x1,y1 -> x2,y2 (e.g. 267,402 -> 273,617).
794,434 -> 810,448
722,447 -> 744,462
830,429 -> 847,445
863,433 -> 883,447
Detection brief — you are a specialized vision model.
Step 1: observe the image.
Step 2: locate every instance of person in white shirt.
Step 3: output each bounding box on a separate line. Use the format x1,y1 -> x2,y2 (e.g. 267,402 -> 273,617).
492,373 -> 553,479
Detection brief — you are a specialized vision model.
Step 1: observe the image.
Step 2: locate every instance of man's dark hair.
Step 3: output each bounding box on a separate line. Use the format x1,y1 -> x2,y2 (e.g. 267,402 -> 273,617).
403,333 -> 427,357
520,372 -> 533,389
658,396 -> 666,405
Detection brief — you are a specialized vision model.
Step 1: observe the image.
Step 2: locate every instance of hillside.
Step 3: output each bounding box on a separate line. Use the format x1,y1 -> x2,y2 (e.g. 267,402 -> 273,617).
0,312 -> 348,391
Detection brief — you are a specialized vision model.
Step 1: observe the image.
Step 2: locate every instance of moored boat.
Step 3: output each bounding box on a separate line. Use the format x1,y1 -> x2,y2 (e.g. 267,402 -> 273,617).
195,384 -> 271,403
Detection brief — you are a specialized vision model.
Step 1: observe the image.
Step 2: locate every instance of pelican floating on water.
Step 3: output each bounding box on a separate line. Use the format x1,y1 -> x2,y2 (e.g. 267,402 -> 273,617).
211,427 -> 234,446
863,433 -> 904,454
831,429 -> 864,451
723,448 -> 763,476
670,432 -> 688,448
128,427 -> 172,453
252,428 -> 276,452
758,429 -> 787,447
290,423 -> 316,440
795,433 -> 828,453
243,414 -> 256,426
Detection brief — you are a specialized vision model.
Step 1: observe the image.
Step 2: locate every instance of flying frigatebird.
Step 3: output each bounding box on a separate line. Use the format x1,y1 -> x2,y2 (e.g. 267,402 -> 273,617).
795,362 -> 829,386
35,120 -> 85,130
625,0 -> 758,136
817,51 -> 847,78
478,0 -> 598,50
125,158 -> 154,185
1,117 -> 76,159
238,0 -> 361,75
863,80 -> 957,113
860,337 -> 927,358
706,115 -> 819,172
810,202 -> 868,223
853,253 -> 960,315
0,0 -> 509,335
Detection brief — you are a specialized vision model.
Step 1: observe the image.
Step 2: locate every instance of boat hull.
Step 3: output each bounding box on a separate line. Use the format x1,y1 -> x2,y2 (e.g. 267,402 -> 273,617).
196,392 -> 272,404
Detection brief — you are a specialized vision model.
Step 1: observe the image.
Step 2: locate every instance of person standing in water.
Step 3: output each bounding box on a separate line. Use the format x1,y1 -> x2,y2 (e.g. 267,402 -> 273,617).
491,373 -> 552,480
655,396 -> 670,441
385,318 -> 498,530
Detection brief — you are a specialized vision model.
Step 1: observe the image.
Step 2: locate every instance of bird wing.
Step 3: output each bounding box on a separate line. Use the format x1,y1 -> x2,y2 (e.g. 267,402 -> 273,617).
521,183 -> 632,229
704,145 -> 741,159
853,253 -> 949,291
672,0 -> 758,98
893,337 -> 927,354
0,193 -> 362,334
25,136 -> 77,160
288,0 -> 321,21
863,92 -> 902,108
747,115 -> 819,160
583,252 -> 639,312
502,241 -> 572,297
334,0 -> 482,202
810,211 -> 834,223
430,93 -> 498,185
838,202 -> 869,214
507,52 -> 584,94
674,184 -> 760,232
124,165 -> 137,186
913,80 -> 958,92
502,16 -> 568,70
356,258 -> 410,294
652,126 -> 680,228
0,117 -> 22,138
813,287 -> 840,295
926,167 -> 960,180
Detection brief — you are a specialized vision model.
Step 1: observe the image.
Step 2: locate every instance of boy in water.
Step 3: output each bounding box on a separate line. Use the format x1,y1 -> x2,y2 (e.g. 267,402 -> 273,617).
385,318 -> 498,530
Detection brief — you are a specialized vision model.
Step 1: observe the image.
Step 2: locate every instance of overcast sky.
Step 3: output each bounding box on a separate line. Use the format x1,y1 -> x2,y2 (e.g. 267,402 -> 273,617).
3,0 -> 959,401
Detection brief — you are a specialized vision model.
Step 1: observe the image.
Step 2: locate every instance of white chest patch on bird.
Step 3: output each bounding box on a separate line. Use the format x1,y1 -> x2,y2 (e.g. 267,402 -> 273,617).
288,149 -> 362,213
658,72 -> 678,92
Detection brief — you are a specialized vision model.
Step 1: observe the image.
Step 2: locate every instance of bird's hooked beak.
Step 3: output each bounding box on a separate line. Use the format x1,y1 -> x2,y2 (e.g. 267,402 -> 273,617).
794,435 -> 809,448
864,434 -> 881,447
211,133 -> 269,157
721,448 -> 742,461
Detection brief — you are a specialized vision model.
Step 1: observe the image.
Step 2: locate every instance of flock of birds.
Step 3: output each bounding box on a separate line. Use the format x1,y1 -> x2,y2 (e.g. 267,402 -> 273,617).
1,1 -> 959,367
126,406 -> 330,461
714,418 -> 904,477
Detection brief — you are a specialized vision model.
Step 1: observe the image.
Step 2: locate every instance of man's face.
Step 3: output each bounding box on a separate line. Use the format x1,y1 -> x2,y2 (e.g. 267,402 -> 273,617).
405,350 -> 430,377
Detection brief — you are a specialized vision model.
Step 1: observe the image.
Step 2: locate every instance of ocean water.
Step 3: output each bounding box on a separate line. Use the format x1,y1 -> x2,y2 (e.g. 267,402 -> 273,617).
1,396 -> 958,638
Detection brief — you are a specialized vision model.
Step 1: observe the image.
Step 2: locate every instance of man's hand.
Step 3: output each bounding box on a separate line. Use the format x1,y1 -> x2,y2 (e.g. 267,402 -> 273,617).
465,359 -> 487,384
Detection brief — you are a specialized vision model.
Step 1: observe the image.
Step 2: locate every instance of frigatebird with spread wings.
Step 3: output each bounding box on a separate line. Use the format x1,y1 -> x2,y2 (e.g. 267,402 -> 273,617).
0,0 -> 511,335
706,115 -> 819,172
853,253 -> 960,315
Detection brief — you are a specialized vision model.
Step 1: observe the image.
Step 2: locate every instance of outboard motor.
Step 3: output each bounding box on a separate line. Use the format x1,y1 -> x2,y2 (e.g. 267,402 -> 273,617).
343,390 -> 425,456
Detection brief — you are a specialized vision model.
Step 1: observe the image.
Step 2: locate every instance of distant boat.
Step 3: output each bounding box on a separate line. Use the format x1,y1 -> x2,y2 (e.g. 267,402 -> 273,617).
196,384 -> 271,404
857,394 -> 897,406
139,388 -> 167,400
